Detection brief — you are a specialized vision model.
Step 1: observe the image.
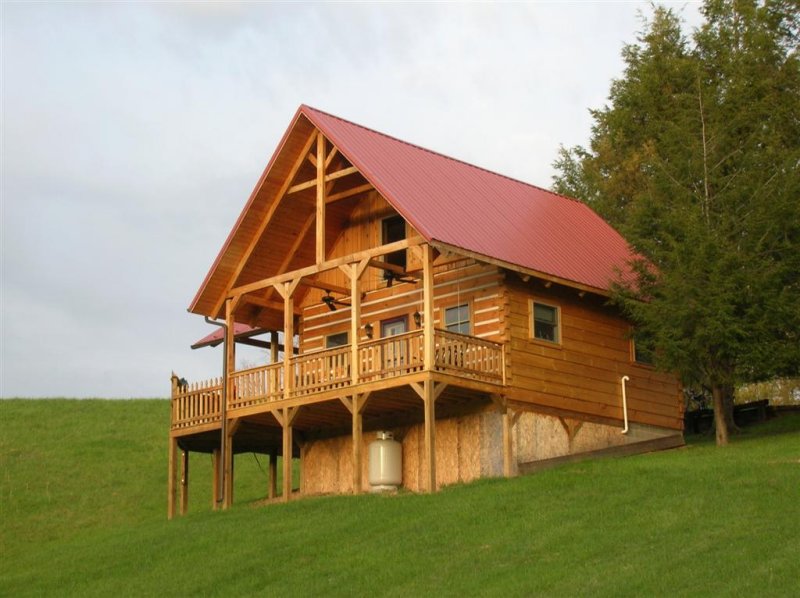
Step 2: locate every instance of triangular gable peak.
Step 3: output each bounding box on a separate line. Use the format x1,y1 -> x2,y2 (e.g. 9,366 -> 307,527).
190,105 -> 638,327
189,109 -> 422,328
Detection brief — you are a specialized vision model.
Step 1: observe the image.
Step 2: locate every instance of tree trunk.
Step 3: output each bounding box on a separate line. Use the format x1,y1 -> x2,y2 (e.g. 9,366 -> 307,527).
722,384 -> 740,433
711,384 -> 729,446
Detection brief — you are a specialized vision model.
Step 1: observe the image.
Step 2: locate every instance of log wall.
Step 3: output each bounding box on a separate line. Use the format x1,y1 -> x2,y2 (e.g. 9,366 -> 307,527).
504,277 -> 683,430
299,259 -> 505,353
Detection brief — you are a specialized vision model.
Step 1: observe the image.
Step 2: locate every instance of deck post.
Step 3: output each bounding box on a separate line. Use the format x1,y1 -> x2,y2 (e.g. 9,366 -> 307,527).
180,449 -> 189,515
422,244 -> 435,370
223,429 -> 234,509
423,378 -> 437,492
276,281 -> 299,401
352,394 -> 363,494
268,451 -> 277,500
212,448 -> 220,510
167,436 -> 178,520
282,412 -> 293,502
220,299 -> 237,509
502,410 -> 513,478
349,263 -> 361,386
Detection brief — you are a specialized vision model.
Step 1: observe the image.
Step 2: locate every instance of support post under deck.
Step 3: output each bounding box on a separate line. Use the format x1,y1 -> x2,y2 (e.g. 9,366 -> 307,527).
167,436 -> 178,520
282,418 -> 293,502
180,449 -> 189,515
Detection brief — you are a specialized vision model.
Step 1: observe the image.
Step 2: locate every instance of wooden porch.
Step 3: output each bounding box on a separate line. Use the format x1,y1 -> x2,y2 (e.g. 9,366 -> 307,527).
168,329 -> 507,517
171,329 -> 504,433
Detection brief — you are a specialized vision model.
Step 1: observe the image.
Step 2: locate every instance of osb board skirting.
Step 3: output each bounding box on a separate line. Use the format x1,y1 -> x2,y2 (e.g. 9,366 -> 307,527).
301,408 -> 503,494
513,408 -> 681,467
301,402 -> 682,496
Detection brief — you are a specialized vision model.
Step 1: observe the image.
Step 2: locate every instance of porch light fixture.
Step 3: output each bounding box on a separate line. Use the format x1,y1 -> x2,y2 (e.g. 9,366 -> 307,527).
413,311 -> 422,327
365,323 -> 374,339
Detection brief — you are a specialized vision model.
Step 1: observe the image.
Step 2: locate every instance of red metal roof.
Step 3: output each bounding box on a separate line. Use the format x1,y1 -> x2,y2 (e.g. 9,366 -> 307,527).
190,106 -> 637,315
191,323 -> 265,350
300,106 -> 636,291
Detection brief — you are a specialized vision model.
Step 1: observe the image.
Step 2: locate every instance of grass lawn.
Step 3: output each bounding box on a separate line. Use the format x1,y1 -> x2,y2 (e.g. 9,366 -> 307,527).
1,399 -> 798,596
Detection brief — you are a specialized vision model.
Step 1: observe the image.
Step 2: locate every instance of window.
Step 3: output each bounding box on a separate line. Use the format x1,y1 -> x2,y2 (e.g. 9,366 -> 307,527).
381,316 -> 408,371
382,215 -> 407,275
632,331 -> 654,365
380,316 -> 407,337
444,304 -> 470,335
532,301 -> 559,343
325,332 -> 348,348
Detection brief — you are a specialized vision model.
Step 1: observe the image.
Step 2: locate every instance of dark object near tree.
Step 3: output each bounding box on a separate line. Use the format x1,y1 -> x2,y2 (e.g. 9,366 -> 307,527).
684,399 -> 771,434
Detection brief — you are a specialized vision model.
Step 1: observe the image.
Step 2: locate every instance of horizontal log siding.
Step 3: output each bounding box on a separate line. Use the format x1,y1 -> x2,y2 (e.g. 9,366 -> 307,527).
506,278 -> 682,430
300,261 -> 505,353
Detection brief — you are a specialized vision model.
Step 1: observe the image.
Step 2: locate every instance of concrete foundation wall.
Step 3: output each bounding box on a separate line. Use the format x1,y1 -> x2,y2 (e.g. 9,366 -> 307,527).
301,407 -> 677,495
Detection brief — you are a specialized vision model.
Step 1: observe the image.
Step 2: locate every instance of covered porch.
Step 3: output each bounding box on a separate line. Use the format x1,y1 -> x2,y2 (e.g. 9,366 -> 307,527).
168,327 -> 508,517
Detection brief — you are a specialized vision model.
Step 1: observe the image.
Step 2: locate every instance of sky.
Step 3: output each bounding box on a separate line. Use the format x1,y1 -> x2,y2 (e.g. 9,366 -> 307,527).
1,1 -> 703,398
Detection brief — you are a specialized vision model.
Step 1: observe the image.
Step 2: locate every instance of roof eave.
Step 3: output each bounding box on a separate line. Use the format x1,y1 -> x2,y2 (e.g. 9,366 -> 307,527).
429,240 -> 614,298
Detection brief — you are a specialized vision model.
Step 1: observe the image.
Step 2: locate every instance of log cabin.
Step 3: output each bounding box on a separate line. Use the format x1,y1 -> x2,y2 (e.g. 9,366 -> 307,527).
168,105 -> 683,518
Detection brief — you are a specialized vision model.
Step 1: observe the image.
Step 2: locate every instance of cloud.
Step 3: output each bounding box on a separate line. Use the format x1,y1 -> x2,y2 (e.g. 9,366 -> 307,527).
1,1 -> 702,397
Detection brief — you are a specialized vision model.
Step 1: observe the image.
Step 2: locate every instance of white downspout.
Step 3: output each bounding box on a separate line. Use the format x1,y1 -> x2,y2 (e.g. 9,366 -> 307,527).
621,375 -> 630,435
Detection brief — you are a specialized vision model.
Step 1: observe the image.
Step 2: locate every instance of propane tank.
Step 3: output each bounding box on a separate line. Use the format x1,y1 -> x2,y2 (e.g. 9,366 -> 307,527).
368,431 -> 402,492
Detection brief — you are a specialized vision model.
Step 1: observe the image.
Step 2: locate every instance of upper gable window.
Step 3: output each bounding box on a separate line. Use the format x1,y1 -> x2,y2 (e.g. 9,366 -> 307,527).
531,301 -> 560,344
382,215 -> 407,274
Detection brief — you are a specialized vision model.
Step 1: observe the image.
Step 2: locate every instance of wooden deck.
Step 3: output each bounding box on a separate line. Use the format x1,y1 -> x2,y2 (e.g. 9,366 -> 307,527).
171,329 -> 505,433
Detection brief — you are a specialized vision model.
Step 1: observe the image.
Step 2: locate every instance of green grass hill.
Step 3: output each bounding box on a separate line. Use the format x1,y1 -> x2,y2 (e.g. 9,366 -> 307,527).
1,399 -> 798,596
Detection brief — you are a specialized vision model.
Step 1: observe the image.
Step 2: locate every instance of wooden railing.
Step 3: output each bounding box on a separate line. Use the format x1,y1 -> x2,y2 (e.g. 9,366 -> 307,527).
172,330 -> 504,430
171,378 -> 222,430
230,363 -> 283,410
291,345 -> 351,397
434,329 -> 505,383
358,330 -> 425,382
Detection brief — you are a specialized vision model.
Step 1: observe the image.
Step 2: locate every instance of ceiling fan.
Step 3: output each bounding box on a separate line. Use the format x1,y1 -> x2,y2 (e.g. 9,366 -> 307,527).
321,291 -> 346,311
321,290 -> 365,311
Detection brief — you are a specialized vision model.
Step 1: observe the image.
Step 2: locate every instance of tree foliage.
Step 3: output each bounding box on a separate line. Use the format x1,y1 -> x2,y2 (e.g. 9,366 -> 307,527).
553,1 -> 800,445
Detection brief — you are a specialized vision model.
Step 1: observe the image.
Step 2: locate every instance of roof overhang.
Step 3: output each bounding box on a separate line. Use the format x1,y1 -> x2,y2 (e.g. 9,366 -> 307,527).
191,323 -> 271,350
429,240 -> 614,298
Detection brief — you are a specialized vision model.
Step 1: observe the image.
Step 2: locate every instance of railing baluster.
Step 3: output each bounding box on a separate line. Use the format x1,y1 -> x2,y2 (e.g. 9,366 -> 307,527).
172,331 -> 504,432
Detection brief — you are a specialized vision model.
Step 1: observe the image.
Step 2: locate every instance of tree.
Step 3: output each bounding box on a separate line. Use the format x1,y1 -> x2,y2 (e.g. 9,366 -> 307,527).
553,1 -> 800,445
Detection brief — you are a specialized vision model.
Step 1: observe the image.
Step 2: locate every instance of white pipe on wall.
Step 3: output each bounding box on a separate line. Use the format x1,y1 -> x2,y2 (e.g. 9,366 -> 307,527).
621,375 -> 630,435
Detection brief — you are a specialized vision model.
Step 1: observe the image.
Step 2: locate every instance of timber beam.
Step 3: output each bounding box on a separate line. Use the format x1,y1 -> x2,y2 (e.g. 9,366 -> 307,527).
301,279 -> 350,296
288,166 -> 360,195
367,258 -> 417,277
230,236 -> 424,298
326,183 -> 373,204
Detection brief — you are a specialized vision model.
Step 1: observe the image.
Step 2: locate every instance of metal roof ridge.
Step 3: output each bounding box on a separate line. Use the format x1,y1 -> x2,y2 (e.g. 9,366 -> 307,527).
299,104 -> 586,208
